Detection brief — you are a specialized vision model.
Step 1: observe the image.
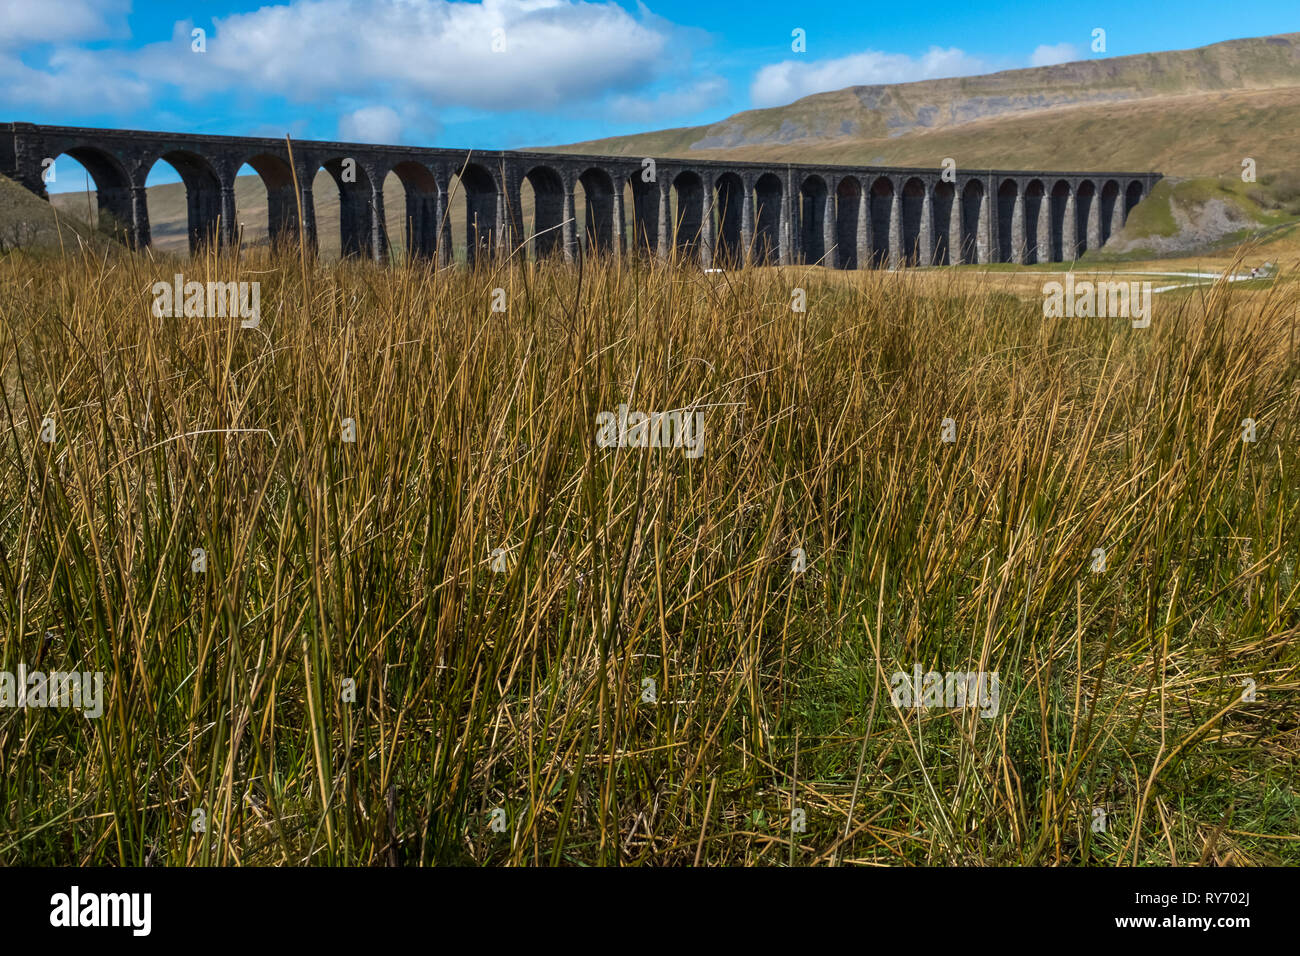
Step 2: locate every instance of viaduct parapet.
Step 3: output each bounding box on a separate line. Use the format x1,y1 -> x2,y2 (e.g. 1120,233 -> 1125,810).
2,122 -> 1161,268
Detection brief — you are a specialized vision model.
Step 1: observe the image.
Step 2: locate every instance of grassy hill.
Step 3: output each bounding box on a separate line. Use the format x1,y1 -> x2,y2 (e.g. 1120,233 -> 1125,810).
1094,170 -> 1300,260
549,33 -> 1300,178
0,172 -> 113,256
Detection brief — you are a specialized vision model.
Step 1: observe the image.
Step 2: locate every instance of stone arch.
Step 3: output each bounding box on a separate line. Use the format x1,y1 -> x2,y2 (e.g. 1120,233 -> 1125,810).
671,169 -> 704,259
311,156 -> 377,260
901,177 -> 926,266
1075,179 -> 1097,256
1049,180 -> 1071,262
628,174 -> 658,255
386,160 -> 440,262
1125,180 -> 1144,217
996,178 -> 1018,263
835,177 -> 862,270
932,181 -> 955,265
579,167 -> 616,256
753,173 -> 783,265
1099,179 -> 1121,246
521,164 -> 566,260
455,161 -> 498,267
799,174 -> 830,265
48,145 -> 138,246
868,176 -> 894,268
148,149 -> 223,254
713,171 -> 745,267
959,179 -> 985,265
1024,179 -> 1046,264
241,153 -> 297,250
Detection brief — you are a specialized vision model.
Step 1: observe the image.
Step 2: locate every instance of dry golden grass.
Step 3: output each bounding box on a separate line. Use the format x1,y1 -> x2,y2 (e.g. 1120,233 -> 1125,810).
0,242 -> 1296,865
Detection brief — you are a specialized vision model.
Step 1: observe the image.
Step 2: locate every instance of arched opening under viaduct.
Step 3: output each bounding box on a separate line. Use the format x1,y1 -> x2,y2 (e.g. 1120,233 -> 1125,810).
455,162 -> 498,267
521,165 -> 566,260
1125,181 -> 1144,217
713,172 -> 745,267
1049,180 -> 1071,262
868,176 -> 893,268
835,177 -> 861,270
382,161 -> 440,263
308,157 -> 377,260
671,170 -> 704,260
799,175 -> 829,265
43,148 -> 134,246
932,181 -> 955,265
1022,180 -> 1044,264
1099,180 -> 1120,247
753,173 -> 782,266
1075,180 -> 1097,257
996,179 -> 1018,263
959,179 -> 984,265
239,154 -> 296,252
579,168 -> 616,256
628,175 -> 658,256
901,177 -> 925,266
145,150 -> 223,255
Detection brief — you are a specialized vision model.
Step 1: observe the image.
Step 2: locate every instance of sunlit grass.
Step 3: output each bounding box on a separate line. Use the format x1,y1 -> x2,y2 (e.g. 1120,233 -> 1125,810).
0,243 -> 1296,865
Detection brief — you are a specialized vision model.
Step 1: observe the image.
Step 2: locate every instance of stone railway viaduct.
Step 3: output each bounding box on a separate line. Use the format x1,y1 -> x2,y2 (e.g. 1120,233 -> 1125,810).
3,122 -> 1161,269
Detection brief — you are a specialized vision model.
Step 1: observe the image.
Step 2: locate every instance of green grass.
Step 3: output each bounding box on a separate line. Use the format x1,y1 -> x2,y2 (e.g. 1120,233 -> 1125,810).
1121,180 -> 1179,239
0,244 -> 1297,865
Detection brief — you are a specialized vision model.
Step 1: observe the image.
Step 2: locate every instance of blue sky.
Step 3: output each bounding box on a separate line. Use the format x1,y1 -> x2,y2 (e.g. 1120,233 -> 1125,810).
5,0 -> 1293,191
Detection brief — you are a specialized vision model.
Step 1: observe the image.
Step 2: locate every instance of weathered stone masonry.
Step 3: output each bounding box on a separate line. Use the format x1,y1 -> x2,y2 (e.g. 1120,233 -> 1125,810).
2,123 -> 1160,267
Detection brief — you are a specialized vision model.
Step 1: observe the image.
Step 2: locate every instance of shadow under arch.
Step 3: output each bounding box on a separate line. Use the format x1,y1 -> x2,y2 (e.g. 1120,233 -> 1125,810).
578,167 -> 616,256
835,177 -> 862,269
753,173 -> 783,265
868,176 -> 894,268
456,162 -> 498,267
901,177 -> 926,266
996,178 -> 1018,263
713,171 -> 745,267
671,170 -> 704,260
1049,180 -> 1071,261
522,164 -> 565,260
959,179 -> 985,265
799,174 -> 829,265
932,181 -> 955,265
1023,179 -> 1045,264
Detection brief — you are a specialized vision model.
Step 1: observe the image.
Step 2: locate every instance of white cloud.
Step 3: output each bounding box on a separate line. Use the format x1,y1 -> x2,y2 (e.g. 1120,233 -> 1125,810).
339,105 -> 405,143
750,46 -> 988,108
608,76 -> 728,124
1029,42 -> 1079,67
0,0 -> 129,49
112,0 -> 679,112
1,0 -> 705,130
0,50 -> 152,113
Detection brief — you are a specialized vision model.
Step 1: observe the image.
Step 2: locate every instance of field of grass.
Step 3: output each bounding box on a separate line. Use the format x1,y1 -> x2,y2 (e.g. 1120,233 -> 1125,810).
0,244 -> 1297,866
